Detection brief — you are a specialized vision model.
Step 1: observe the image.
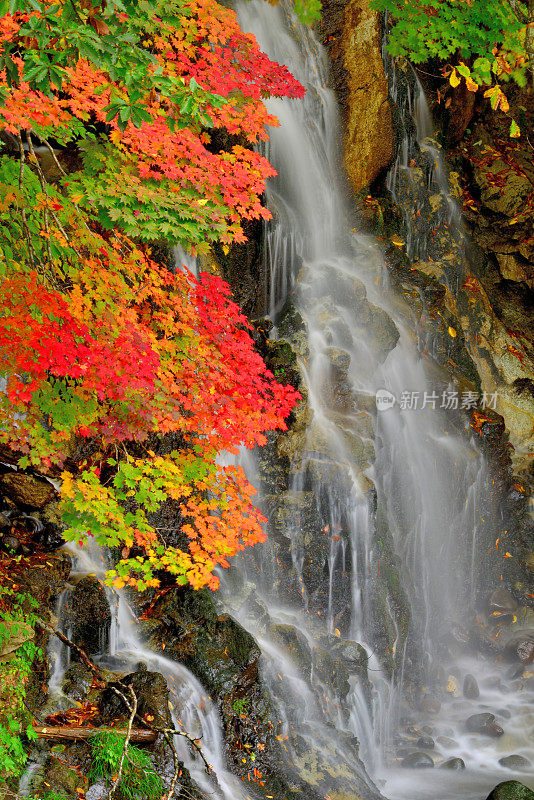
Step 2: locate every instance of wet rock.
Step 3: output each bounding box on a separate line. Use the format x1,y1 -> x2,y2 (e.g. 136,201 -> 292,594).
33,755 -> 86,798
0,472 -> 56,508
417,695 -> 441,714
486,781 -> 534,800
436,736 -> 458,748
336,0 -> 394,193
474,157 -> 532,218
69,576 -> 111,657
401,752 -> 434,768
99,669 -> 172,729
465,712 -> 504,737
0,533 -> 21,553
148,586 -> 260,698
417,735 -> 434,750
63,663 -> 93,702
269,623 -> 312,677
463,673 -> 480,699
499,755 -> 531,769
313,646 -> 350,698
489,588 -> 518,617
440,757 -> 466,770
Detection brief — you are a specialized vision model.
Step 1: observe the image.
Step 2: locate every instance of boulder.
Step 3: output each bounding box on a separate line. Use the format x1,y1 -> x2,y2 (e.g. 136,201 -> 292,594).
401,752 -> 434,768
463,674 -> 480,699
33,755 -> 86,799
465,712 -> 504,737
99,668 -> 172,729
486,781 -> 534,800
473,158 -> 533,218
0,472 -> 56,508
499,755 -> 531,769
69,576 -> 111,657
440,757 -> 465,770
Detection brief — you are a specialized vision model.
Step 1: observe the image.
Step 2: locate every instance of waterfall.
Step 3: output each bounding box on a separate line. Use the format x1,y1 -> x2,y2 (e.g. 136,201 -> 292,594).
217,1 -> 534,798
34,545 -> 250,800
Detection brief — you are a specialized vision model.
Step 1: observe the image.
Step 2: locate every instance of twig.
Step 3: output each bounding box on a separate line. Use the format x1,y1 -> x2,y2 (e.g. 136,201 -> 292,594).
34,615 -> 101,676
16,130 -> 39,271
25,130 -> 57,284
108,683 -> 137,800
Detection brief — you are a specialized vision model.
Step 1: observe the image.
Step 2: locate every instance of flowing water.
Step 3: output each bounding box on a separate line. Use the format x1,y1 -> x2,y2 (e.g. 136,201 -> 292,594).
34,545 -> 251,800
216,1 -> 534,798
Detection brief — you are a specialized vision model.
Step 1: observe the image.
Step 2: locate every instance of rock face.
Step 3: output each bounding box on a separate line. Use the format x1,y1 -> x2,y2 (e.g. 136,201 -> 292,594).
321,0 -> 394,192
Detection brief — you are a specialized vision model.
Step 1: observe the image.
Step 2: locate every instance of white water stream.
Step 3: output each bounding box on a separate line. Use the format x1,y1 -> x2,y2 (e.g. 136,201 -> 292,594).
217,2 -> 534,799
40,545 -> 251,800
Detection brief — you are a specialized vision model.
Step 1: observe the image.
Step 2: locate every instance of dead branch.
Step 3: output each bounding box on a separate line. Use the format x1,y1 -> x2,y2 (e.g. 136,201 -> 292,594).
33,726 -> 156,743
109,683 -> 137,800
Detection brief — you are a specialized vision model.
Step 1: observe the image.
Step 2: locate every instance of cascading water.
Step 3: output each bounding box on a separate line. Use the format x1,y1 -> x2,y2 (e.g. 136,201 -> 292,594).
28,544 -> 251,800
217,1 -> 534,798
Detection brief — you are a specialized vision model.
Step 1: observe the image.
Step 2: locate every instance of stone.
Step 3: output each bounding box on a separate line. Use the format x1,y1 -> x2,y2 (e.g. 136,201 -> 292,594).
440,757 -> 465,770
436,736 -> 458,748
63,663 -> 94,702
499,755 -> 531,769
99,669 -> 172,729
69,576 -> 111,657
465,712 -> 504,737
0,620 -> 34,659
341,0 -> 394,192
401,752 -> 434,768
33,755 -> 86,798
489,588 -> 518,616
474,157 -> 533,218
463,674 -> 480,699
486,781 -> 534,800
417,735 -> 434,750
0,472 -> 56,508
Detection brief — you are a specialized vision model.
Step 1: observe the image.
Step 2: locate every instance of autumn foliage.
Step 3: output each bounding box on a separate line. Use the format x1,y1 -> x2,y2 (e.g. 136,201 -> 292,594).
0,0 -> 302,590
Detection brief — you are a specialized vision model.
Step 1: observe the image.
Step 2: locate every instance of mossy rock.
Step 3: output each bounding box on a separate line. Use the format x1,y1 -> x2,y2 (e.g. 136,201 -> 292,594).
486,781 -> 534,800
33,755 -> 86,799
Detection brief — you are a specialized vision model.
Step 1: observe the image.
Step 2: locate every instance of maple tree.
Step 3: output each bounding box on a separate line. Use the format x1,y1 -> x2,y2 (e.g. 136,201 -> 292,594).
0,0 -> 302,591
374,0 -> 531,136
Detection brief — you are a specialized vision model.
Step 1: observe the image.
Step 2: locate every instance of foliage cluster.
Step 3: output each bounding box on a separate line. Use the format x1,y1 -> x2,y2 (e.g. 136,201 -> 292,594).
0,586 -> 39,783
0,0 -> 302,591
374,0 -> 532,135
88,729 -> 164,800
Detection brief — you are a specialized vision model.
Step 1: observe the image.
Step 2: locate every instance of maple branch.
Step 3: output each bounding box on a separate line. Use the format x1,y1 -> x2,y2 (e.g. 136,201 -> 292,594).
16,130 -> 38,271
31,130 -> 92,233
25,131 -> 58,286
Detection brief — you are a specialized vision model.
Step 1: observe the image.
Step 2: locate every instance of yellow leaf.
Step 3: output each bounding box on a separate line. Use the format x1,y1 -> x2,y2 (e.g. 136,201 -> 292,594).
465,76 -> 478,92
448,326 -> 457,338
70,194 -> 83,204
334,628 -> 341,637
391,234 -> 404,247
197,199 -> 208,206
449,70 -> 460,88
222,245 -> 229,255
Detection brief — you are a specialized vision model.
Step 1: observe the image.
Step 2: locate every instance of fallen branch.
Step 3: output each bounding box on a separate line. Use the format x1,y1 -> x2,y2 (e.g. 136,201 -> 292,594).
33,725 -> 156,743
